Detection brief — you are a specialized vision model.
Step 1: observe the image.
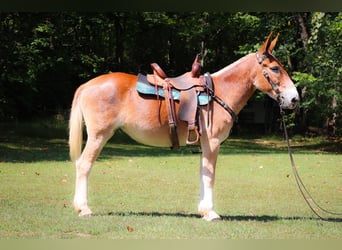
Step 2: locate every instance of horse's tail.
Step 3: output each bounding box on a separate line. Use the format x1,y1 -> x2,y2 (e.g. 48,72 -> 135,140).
69,86 -> 84,163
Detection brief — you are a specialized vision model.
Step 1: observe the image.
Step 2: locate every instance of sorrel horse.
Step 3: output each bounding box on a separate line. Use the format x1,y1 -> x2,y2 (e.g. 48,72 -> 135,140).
69,32 -> 299,221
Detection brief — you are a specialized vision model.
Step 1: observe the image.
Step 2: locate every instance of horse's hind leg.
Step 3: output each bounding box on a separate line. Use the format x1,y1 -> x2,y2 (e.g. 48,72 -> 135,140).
74,131 -> 113,216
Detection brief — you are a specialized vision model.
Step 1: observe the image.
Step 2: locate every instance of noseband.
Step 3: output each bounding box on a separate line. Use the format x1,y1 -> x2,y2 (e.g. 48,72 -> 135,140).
256,52 -> 281,103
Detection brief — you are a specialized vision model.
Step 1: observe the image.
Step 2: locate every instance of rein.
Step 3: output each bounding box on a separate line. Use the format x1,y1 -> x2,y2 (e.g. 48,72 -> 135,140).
257,52 -> 342,220
280,108 -> 342,221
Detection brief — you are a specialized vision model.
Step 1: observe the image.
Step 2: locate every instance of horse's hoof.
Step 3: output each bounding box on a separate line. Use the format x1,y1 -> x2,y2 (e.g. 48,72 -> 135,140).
202,211 -> 222,222
78,208 -> 93,217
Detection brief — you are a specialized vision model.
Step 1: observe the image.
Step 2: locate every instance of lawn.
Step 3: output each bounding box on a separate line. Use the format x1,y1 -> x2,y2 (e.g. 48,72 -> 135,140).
0,121 -> 341,239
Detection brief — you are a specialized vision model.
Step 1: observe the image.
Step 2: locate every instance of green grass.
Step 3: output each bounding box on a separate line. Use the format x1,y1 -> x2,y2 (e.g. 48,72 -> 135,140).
0,121 -> 342,239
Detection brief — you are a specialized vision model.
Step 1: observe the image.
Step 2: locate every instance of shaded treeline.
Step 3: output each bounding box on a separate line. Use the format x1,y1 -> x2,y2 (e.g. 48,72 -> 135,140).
0,12 -> 340,135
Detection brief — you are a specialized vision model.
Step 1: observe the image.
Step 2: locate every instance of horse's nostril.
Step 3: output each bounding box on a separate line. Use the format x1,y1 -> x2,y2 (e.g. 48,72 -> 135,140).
291,97 -> 298,104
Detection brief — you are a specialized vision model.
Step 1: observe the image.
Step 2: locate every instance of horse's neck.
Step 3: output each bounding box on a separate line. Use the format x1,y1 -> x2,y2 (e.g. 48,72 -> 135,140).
211,53 -> 257,114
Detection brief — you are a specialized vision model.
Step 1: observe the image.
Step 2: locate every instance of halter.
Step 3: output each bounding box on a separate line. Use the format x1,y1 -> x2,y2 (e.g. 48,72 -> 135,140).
256,52 -> 281,103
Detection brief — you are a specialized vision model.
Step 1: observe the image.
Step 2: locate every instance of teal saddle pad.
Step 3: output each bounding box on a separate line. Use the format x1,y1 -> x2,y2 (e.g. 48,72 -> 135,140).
136,74 -> 211,106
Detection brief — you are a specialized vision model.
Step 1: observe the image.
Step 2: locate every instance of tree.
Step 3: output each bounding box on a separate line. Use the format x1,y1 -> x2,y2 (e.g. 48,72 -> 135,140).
0,12 -> 340,137
293,12 -> 342,136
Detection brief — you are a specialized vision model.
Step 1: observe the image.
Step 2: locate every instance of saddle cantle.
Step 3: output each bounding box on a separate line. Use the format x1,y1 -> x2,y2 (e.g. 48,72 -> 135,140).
151,54 -> 202,80
136,54 -> 211,149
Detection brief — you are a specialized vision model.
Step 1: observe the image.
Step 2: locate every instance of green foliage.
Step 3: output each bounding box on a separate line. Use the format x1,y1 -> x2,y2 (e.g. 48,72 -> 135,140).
0,12 -> 341,135
292,72 -> 317,110
295,13 -> 342,135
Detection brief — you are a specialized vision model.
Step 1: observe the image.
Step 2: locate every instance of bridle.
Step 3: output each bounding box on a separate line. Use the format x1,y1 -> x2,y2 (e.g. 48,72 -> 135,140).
256,52 -> 282,104
256,52 -> 342,221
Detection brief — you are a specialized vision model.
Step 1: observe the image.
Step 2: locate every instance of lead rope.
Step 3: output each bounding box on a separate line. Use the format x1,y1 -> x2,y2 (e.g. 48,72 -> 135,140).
280,107 -> 342,221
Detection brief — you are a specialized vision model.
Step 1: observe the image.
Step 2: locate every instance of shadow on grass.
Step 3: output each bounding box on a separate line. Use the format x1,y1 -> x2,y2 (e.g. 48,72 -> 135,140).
0,136 -> 70,162
1,128 -> 340,162
95,210 -> 342,222
0,131 -> 278,162
0,137 -> 283,163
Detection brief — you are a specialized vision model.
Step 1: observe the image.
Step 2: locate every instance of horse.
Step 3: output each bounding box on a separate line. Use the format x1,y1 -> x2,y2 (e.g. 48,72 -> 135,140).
69,32 -> 299,221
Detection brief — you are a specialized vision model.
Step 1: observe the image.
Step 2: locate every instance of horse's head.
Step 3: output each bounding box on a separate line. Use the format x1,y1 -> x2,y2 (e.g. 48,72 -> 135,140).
254,32 -> 299,109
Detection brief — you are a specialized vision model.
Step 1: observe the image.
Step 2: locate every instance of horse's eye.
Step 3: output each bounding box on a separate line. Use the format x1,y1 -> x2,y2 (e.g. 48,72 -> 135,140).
270,66 -> 280,74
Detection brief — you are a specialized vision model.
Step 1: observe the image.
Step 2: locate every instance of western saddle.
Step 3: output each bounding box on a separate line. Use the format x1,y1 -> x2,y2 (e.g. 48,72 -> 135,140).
146,54 -> 207,149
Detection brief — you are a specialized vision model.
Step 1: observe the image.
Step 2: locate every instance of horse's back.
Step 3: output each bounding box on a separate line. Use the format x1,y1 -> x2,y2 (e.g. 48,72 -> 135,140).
77,72 -> 137,109
81,72 -> 137,90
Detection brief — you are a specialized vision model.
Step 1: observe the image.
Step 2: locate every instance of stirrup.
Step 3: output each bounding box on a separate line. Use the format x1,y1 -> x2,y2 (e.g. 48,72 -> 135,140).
186,128 -> 200,145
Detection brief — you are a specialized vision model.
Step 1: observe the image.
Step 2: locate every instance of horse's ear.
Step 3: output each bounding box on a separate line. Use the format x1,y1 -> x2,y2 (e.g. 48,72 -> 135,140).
268,32 -> 279,54
258,31 -> 273,55
258,31 -> 279,56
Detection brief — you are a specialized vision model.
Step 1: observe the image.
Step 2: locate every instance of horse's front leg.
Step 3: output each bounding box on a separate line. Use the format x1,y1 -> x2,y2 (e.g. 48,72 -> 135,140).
198,137 -> 221,221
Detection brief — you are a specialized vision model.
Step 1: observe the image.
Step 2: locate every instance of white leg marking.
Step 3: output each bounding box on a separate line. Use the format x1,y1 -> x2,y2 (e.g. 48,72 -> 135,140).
198,138 -> 222,221
74,159 -> 93,217
73,135 -> 108,217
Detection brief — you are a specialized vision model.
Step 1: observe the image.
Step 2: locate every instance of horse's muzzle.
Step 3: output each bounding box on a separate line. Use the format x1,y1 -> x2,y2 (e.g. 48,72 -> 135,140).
279,88 -> 300,110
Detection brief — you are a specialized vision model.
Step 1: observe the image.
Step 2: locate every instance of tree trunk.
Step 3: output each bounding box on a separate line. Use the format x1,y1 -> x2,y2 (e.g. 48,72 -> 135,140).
296,13 -> 310,133
297,13 -> 309,49
114,13 -> 125,68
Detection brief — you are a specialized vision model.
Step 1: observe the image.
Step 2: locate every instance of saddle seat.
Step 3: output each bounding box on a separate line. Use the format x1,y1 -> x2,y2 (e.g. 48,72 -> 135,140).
146,55 -> 205,148
148,70 -> 203,90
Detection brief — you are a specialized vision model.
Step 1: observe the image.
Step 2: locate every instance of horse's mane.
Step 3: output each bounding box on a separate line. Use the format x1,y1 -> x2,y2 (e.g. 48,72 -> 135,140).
212,53 -> 254,77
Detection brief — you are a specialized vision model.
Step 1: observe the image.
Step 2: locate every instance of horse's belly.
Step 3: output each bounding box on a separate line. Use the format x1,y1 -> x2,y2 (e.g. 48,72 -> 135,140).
121,121 -> 188,148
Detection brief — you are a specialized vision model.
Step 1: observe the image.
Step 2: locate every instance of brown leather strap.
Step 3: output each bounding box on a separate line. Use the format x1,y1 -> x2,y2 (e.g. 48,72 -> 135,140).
163,79 -> 179,150
280,107 -> 342,220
